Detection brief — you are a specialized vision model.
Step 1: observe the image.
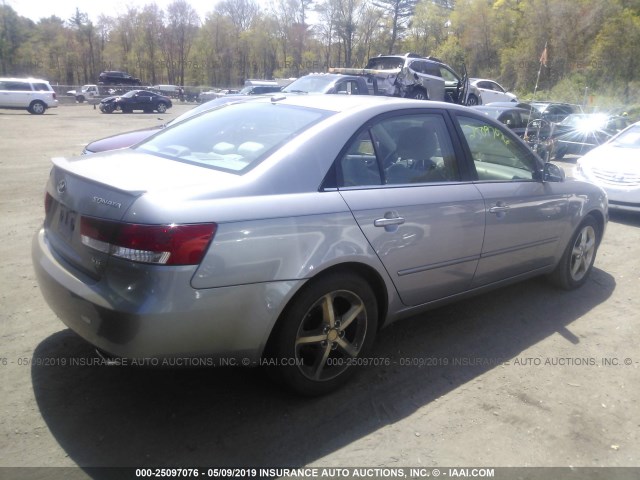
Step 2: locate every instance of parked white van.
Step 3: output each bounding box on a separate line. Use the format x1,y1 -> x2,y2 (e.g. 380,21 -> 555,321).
0,77 -> 59,114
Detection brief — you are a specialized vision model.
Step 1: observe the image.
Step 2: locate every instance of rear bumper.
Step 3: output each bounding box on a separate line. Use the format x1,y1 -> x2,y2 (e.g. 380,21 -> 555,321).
32,228 -> 302,361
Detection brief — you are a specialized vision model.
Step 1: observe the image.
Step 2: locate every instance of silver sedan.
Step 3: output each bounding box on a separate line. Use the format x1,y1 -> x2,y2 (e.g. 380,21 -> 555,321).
32,95 -> 608,395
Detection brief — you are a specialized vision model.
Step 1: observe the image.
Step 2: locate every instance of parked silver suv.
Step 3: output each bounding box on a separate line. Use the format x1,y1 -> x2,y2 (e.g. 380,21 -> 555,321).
0,77 -> 59,114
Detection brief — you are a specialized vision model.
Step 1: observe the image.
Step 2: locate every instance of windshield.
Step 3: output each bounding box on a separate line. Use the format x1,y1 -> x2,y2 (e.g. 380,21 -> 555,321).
561,114 -> 607,128
136,102 -> 332,174
612,124 -> 640,148
282,76 -> 335,93
121,90 -> 139,98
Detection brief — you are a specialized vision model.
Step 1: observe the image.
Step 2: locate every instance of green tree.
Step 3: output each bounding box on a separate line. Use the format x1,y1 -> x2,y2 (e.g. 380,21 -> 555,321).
372,0 -> 417,53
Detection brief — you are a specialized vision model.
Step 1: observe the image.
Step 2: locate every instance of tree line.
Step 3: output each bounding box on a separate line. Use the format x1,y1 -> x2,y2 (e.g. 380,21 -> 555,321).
1,0 -> 639,104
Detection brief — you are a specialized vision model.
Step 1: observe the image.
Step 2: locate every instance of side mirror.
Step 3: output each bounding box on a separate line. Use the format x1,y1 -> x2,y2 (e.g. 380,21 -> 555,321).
543,162 -> 565,182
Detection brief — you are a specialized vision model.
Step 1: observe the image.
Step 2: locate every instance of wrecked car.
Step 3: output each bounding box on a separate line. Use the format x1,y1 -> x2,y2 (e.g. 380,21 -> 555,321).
329,53 -> 469,104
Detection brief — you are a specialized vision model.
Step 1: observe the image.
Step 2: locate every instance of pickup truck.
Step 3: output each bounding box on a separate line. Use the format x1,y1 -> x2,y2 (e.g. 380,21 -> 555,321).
329,53 -> 469,104
281,74 -> 370,95
66,84 -> 100,103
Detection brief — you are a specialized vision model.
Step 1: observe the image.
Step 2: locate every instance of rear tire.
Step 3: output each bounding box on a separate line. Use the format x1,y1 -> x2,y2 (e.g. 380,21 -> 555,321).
265,272 -> 378,396
548,215 -> 600,290
28,101 -> 46,115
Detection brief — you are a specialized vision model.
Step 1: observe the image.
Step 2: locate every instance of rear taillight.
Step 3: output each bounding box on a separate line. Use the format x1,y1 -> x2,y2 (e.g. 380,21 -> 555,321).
80,217 -> 216,266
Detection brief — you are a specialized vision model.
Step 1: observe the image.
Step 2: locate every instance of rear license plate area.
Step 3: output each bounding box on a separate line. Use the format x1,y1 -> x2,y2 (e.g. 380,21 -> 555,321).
57,205 -> 78,243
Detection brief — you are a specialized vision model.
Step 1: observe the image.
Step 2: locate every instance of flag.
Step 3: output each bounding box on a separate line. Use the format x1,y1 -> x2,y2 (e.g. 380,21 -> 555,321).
539,45 -> 548,67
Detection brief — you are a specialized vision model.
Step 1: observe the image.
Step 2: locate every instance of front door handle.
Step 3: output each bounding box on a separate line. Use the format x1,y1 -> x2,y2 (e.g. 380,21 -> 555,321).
489,202 -> 510,216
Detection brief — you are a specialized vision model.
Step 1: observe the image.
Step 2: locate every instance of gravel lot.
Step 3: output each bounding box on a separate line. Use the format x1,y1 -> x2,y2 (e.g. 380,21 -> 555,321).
0,104 -> 639,476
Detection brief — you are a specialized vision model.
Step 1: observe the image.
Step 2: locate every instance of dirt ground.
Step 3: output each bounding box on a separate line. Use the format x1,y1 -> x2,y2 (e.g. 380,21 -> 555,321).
0,104 -> 639,476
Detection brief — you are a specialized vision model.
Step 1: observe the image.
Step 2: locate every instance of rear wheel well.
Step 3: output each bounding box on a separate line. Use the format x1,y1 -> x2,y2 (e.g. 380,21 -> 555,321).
264,262 -> 389,356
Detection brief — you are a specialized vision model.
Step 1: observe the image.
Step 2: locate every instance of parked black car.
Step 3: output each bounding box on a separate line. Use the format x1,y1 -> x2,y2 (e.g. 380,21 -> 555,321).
472,105 -> 546,137
530,102 -> 582,123
98,71 -> 142,86
99,89 -> 172,114
473,105 -> 553,158
551,113 -> 630,159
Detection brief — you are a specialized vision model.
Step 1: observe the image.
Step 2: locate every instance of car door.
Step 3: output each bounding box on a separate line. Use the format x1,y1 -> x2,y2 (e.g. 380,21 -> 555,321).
415,62 -> 446,101
3,80 -> 32,107
335,111 -> 485,306
453,113 -> 570,287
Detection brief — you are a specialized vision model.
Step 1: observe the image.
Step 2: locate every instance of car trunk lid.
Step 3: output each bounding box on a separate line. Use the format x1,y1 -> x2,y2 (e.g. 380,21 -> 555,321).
44,151 -> 236,279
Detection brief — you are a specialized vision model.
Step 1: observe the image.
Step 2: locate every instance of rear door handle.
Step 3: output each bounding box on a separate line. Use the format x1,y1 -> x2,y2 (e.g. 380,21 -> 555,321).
374,217 -> 405,227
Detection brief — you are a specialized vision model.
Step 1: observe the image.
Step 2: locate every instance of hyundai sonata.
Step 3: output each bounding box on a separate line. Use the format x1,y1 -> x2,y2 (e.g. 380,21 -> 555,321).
33,95 -> 607,395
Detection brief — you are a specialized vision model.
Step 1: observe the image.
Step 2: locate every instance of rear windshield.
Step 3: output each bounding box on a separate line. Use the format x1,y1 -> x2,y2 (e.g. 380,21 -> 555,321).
365,57 -> 404,70
135,102 -> 332,174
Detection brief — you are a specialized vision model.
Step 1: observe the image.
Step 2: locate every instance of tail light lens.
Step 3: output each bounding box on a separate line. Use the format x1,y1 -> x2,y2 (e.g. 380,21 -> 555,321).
80,217 -> 216,266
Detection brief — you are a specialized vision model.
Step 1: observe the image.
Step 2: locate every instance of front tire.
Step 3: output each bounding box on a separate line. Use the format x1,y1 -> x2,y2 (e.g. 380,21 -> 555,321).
266,272 -> 378,396
408,88 -> 429,101
156,102 -> 168,113
548,215 -> 600,290
467,94 -> 479,106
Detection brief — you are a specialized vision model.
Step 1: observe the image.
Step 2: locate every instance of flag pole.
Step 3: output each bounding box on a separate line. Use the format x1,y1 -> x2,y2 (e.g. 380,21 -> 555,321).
533,41 -> 547,100
525,41 -> 548,154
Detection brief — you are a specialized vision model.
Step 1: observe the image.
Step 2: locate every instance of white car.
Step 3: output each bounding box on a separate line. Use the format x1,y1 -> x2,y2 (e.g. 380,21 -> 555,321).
468,78 -> 517,106
0,77 -> 59,114
575,121 -> 640,212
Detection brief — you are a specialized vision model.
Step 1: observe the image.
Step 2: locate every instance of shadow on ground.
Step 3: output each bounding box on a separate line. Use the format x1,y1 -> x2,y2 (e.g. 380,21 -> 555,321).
32,269 -> 615,473
609,210 -> 640,228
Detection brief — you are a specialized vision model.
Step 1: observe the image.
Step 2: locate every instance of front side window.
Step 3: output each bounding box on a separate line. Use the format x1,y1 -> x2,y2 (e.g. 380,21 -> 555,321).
338,114 -> 460,187
458,116 -> 539,181
439,67 -> 460,83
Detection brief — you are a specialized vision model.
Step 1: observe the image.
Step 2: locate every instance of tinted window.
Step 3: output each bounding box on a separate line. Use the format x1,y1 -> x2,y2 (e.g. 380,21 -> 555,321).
365,57 -> 405,70
32,83 -> 51,91
335,81 -> 361,95
438,66 -> 459,83
4,81 -> 31,91
458,116 -> 538,181
338,114 -> 459,187
136,102 -> 331,174
408,60 -> 427,74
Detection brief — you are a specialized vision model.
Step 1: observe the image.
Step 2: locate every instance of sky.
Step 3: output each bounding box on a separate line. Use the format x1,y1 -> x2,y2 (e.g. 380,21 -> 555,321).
5,0 -> 223,24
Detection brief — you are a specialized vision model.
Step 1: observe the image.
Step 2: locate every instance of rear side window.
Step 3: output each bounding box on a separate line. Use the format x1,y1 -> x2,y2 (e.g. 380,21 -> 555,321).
338,113 -> 460,187
457,116 -> 538,181
32,83 -> 51,91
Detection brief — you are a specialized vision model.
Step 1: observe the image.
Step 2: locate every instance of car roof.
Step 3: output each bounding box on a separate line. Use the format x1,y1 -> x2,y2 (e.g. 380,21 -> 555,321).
229,93 -> 467,114
0,77 -> 51,82
473,105 -> 525,113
